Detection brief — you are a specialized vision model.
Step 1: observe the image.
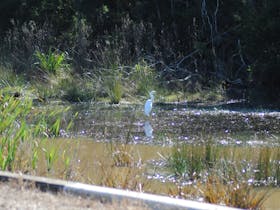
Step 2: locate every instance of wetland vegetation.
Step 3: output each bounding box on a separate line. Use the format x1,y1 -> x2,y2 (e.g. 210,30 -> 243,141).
0,95 -> 279,209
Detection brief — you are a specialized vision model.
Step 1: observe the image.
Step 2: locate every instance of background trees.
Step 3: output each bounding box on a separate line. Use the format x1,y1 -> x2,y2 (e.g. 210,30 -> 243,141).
0,0 -> 279,103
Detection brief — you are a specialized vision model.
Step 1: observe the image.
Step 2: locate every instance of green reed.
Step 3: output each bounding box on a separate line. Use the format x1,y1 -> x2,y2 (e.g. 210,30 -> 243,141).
0,90 -> 72,173
165,143 -> 280,186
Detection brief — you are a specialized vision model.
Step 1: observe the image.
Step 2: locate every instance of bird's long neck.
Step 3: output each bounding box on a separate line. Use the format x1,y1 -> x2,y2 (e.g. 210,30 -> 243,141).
150,94 -> 154,101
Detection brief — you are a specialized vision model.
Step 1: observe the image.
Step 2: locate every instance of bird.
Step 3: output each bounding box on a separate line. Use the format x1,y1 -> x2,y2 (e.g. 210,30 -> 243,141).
144,91 -> 156,116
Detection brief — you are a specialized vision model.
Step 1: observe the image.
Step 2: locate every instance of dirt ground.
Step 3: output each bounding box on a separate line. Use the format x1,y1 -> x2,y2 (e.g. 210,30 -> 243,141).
0,181 -> 149,210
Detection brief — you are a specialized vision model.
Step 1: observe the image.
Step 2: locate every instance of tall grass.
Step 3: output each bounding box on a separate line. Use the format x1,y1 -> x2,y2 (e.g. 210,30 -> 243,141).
165,143 -> 279,187
97,142 -> 145,191
167,144 -> 221,180
0,90 -> 73,173
201,175 -> 269,209
164,143 -> 277,208
35,49 -> 66,75
60,77 -> 95,102
105,77 -> 123,104
0,93 -> 33,170
131,61 -> 156,95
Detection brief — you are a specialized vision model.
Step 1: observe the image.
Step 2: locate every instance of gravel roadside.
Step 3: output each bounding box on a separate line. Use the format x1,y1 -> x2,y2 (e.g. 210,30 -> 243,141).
0,181 -> 149,210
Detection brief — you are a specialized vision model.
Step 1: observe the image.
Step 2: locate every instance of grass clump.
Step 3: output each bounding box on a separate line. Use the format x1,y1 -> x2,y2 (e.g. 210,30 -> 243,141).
202,176 -> 269,209
166,143 -> 220,180
95,142 -> 145,191
35,49 -> 66,75
131,61 -> 156,96
105,77 -> 123,104
0,90 -> 73,174
60,77 -> 95,102
165,143 -> 280,186
164,143 -> 279,208
0,93 -> 34,170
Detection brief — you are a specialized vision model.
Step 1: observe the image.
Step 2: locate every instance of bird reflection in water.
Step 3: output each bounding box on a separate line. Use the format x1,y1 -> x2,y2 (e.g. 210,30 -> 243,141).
144,121 -> 153,138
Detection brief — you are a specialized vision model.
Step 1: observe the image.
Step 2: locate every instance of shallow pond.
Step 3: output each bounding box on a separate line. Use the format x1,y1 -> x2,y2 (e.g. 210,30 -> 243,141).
68,102 -> 279,146
43,102 -> 280,209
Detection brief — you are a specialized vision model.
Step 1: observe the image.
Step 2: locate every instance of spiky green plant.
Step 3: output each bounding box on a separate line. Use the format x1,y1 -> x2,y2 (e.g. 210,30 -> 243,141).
0,90 -> 73,172
0,93 -> 33,170
35,49 -> 66,75
43,143 -> 58,172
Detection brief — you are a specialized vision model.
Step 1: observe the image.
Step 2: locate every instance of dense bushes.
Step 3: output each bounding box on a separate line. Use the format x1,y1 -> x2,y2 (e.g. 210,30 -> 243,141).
0,0 -> 279,104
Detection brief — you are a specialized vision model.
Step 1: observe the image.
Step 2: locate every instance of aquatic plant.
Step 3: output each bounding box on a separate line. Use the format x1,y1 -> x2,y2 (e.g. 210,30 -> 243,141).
165,142 -> 280,187
168,173 -> 269,209
108,142 -> 136,168
42,142 -> 58,172
201,175 -> 269,209
98,143 -> 145,191
166,144 -> 221,180
0,93 -> 34,170
0,91 -> 73,173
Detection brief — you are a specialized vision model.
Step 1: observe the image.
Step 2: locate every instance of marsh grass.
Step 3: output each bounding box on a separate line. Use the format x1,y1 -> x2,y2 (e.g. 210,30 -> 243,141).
99,164 -> 145,191
35,49 -> 66,75
166,143 -> 221,179
96,142 -> 145,191
201,176 -> 269,209
32,49 -> 72,100
0,66 -> 25,89
131,61 -> 156,95
105,77 -> 123,104
164,142 -> 279,208
165,143 -> 280,186
0,94 -> 33,170
0,91 -> 74,175
167,171 -> 270,209
60,77 -> 95,102
42,142 -> 58,172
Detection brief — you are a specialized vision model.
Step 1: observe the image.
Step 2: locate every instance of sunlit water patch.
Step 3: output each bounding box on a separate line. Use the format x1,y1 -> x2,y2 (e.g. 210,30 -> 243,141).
68,102 -> 280,146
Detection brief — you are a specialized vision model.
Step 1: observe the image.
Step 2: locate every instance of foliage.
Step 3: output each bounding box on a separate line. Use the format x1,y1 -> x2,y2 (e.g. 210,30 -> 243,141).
104,77 -> 123,104
132,61 -> 156,95
35,49 -> 66,75
165,144 -> 277,208
0,0 -> 279,103
241,0 -> 280,101
0,93 -> 34,170
0,90 -> 72,172
165,144 -> 280,187
0,65 -> 24,88
202,176 -> 269,209
60,77 -> 95,102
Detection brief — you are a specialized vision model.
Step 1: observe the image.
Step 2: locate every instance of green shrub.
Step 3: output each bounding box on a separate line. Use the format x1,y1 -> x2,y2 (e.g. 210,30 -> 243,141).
105,77 -> 123,104
131,61 -> 155,95
35,49 -> 66,75
60,78 -> 95,102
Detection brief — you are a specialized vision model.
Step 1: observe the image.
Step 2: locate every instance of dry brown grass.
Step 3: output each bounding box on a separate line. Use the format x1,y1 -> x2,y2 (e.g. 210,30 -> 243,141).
168,175 -> 270,209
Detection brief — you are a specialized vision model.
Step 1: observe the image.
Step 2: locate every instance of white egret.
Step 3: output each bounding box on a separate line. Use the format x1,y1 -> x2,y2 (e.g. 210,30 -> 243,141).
144,91 -> 156,116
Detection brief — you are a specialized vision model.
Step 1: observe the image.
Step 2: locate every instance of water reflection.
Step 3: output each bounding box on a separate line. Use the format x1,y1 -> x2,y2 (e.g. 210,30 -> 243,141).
68,103 -> 280,146
144,121 -> 153,138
